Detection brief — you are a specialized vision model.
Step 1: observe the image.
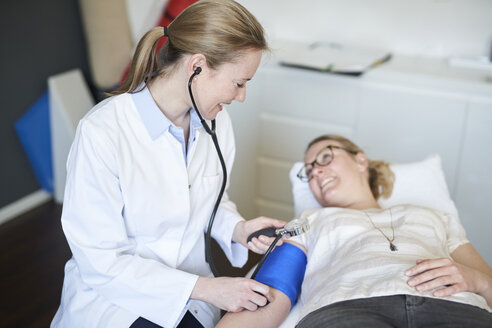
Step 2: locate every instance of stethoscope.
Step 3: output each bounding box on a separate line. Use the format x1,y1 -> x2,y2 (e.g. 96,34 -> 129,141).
188,66 -> 225,277
188,67 -> 310,277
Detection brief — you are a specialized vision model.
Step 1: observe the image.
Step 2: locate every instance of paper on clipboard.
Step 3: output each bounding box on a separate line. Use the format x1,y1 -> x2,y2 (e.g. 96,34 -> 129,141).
278,42 -> 392,76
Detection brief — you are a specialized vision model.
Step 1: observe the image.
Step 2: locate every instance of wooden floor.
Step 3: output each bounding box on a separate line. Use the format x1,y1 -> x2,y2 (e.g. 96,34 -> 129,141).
0,201 -> 68,328
0,200 -> 260,328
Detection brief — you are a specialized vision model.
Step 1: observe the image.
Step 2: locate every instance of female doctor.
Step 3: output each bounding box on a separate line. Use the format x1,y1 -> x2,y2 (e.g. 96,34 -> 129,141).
50,1 -> 285,327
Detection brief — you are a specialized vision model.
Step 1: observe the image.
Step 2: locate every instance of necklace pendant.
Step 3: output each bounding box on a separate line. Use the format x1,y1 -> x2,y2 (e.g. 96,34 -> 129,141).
389,242 -> 398,252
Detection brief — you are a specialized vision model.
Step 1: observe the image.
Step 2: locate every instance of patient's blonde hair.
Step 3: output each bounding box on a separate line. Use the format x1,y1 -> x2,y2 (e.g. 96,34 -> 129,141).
306,135 -> 395,200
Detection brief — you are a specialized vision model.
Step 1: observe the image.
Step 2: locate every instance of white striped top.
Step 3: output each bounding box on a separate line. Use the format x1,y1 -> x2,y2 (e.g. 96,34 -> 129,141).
290,204 -> 491,323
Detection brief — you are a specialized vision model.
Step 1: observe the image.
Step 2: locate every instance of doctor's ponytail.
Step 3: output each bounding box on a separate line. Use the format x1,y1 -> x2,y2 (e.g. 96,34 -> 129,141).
110,0 -> 268,96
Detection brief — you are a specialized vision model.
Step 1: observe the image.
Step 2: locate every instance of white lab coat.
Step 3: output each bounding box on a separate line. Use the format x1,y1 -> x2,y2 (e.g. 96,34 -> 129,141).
51,92 -> 248,328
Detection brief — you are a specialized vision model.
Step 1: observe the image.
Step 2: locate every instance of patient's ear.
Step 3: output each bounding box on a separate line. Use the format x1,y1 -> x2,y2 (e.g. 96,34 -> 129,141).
355,152 -> 368,172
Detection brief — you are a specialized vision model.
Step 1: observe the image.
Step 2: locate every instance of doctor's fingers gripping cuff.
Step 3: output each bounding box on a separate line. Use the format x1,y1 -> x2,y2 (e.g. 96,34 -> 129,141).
253,242 -> 307,307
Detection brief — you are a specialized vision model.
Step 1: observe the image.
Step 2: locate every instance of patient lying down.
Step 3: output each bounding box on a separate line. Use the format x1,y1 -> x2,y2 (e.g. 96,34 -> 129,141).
217,134 -> 492,328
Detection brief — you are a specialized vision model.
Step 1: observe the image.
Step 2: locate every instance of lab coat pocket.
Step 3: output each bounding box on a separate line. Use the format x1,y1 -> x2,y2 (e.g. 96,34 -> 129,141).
198,173 -> 221,199
201,173 -> 221,185
190,174 -> 221,223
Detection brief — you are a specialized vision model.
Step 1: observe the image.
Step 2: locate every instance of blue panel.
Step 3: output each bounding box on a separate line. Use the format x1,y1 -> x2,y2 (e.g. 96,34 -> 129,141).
14,91 -> 53,193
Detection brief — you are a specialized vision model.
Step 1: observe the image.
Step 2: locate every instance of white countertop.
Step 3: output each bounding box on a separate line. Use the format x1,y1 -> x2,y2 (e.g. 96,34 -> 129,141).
263,39 -> 492,99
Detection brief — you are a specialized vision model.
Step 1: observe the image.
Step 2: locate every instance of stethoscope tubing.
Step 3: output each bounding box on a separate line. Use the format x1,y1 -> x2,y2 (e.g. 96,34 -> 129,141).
188,69 -> 227,277
250,234 -> 283,279
188,68 -> 298,279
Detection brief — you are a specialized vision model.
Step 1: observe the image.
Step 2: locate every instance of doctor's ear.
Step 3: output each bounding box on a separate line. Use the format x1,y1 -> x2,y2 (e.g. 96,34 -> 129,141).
188,54 -> 207,77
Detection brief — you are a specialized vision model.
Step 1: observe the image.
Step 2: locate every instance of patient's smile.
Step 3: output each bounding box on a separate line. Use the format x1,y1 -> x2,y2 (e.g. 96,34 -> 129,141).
321,177 -> 335,189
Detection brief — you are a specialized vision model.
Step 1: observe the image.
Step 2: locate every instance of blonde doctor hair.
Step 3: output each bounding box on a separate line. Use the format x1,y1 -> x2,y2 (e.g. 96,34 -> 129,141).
111,0 -> 268,96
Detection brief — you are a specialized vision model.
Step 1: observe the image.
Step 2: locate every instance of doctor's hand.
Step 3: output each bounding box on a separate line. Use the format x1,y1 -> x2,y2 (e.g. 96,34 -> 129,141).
191,276 -> 273,312
233,217 -> 286,254
405,258 -> 491,298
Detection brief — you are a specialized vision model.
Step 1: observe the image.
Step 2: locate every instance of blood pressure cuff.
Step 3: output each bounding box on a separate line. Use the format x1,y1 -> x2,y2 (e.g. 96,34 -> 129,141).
253,242 -> 307,307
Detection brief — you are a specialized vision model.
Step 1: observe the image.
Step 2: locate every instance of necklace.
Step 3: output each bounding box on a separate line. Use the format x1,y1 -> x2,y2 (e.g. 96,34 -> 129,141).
363,208 -> 398,251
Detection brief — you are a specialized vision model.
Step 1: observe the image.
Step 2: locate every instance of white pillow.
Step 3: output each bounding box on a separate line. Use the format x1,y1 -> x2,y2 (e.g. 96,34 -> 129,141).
289,154 -> 458,217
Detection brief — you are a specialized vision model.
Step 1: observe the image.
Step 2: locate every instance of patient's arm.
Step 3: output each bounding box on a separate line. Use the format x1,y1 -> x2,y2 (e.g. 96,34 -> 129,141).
217,240 -> 307,328
452,243 -> 492,306
406,242 -> 492,307
216,288 -> 291,328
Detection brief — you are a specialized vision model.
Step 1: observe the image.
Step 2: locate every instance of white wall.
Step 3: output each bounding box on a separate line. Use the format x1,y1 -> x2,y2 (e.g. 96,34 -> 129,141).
238,0 -> 492,58
125,0 -> 168,43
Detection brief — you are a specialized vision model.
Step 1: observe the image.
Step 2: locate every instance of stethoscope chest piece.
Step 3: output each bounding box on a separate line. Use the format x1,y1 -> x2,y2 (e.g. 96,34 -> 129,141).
275,218 -> 309,238
249,217 -> 309,279
246,218 -> 310,243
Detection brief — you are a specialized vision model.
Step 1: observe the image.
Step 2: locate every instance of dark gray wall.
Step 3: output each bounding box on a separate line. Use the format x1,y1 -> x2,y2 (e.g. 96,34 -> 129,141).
0,0 -> 91,208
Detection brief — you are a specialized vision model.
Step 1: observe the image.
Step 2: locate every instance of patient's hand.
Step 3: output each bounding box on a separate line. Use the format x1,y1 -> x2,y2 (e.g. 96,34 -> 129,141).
233,217 -> 286,254
405,258 -> 489,298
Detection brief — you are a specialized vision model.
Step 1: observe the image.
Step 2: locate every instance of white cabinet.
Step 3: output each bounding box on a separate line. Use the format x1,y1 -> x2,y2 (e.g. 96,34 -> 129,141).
356,83 -> 468,193
227,60 -> 492,264
455,98 -> 492,262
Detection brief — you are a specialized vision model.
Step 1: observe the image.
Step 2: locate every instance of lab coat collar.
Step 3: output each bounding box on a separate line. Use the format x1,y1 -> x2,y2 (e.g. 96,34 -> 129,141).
131,86 -> 202,140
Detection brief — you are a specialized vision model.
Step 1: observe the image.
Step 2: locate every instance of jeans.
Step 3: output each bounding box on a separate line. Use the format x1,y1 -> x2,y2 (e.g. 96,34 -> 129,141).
130,311 -> 204,328
296,294 -> 492,328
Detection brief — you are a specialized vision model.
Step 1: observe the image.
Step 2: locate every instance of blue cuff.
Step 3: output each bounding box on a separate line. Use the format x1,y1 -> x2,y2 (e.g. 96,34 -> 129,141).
253,243 -> 307,307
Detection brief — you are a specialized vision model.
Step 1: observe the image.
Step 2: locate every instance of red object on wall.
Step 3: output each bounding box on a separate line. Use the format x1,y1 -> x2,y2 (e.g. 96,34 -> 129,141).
120,0 -> 199,85
156,0 -> 199,50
